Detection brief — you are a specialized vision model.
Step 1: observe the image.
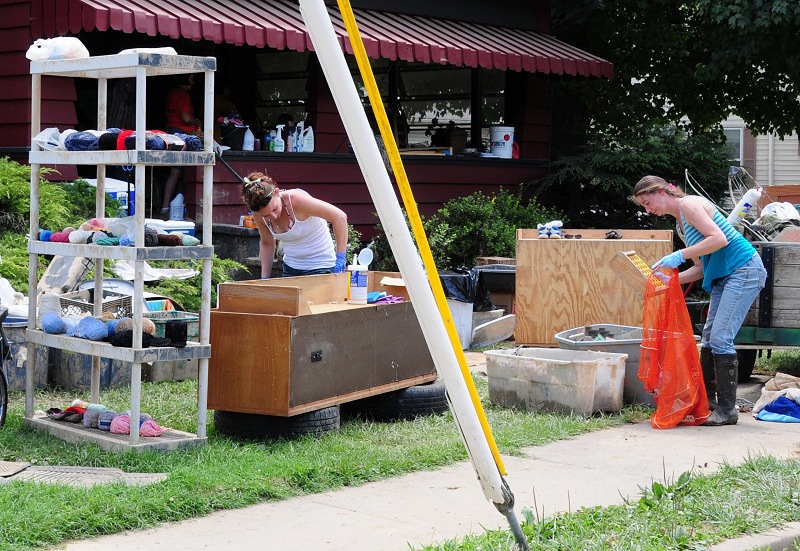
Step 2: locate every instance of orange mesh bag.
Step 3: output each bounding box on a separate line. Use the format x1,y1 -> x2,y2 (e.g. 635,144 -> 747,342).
638,268 -> 710,429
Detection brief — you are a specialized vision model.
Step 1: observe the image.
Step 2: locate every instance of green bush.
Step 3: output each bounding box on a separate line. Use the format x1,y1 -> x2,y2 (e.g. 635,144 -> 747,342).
425,188 -> 564,269
368,189 -> 563,271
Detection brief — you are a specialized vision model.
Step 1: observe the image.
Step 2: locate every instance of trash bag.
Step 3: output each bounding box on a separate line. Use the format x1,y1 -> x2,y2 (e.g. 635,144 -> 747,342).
638,268 -> 710,429
438,267 -> 493,312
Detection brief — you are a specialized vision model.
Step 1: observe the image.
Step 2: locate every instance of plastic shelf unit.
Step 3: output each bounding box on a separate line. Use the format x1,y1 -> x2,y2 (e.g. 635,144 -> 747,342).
26,52 -> 216,451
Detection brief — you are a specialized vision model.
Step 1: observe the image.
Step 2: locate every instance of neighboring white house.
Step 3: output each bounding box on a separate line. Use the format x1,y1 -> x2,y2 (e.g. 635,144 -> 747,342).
722,115 -> 800,206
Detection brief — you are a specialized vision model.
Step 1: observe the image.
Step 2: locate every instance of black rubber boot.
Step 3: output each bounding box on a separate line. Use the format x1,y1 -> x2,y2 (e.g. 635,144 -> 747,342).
700,346 -> 716,411
703,353 -> 739,426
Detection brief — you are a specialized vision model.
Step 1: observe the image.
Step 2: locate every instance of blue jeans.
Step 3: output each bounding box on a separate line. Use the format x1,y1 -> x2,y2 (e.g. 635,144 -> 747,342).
282,263 -> 333,277
702,254 -> 767,355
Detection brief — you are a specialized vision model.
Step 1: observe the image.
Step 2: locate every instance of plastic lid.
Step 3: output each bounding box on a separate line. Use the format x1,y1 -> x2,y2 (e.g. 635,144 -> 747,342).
357,248 -> 373,267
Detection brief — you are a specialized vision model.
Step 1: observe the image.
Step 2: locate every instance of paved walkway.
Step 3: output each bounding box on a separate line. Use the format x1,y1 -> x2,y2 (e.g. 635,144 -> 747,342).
46,369 -> 800,551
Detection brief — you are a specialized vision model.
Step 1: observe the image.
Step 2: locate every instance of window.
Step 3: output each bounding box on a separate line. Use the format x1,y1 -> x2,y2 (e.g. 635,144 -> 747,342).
254,51 -> 310,133
349,59 -> 505,149
723,127 -> 744,166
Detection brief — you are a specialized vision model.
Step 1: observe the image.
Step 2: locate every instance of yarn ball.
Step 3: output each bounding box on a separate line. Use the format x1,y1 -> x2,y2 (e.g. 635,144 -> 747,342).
98,132 -> 119,150
114,317 -> 134,333
49,231 -> 69,242
165,320 -> 187,348
142,317 -> 156,335
157,233 -> 183,246
61,315 -> 81,336
109,330 -> 152,348
97,410 -> 117,431
73,316 -> 108,340
39,229 -> 52,241
41,313 -> 65,334
38,293 -> 62,323
144,225 -> 159,246
88,231 -> 108,243
115,317 -> 156,336
68,229 -> 93,244
150,336 -> 172,347
82,409 -> 101,428
182,234 -> 200,246
140,418 -> 165,437
95,236 -> 120,246
87,403 -> 107,411
106,318 -> 120,337
109,413 -> 131,434
119,235 -> 134,246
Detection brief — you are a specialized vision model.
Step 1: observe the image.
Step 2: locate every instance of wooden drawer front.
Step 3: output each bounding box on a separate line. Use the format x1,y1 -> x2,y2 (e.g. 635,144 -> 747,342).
744,243 -> 800,329
288,303 -> 435,407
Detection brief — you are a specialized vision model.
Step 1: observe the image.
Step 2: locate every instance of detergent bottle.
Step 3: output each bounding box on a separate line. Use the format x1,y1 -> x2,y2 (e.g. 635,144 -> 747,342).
273,125 -> 286,152
301,125 -> 315,153
294,121 -> 304,152
727,186 -> 763,226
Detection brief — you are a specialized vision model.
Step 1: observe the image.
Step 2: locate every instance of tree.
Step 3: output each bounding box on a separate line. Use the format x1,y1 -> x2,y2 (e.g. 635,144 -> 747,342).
551,0 -> 800,138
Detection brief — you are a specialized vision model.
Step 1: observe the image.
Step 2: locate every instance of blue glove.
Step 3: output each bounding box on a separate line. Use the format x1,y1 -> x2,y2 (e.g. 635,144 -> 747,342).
652,250 -> 684,270
333,252 -> 347,273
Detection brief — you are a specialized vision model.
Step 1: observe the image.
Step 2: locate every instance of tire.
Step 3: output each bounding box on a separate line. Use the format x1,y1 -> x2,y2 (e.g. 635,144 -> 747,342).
0,370 -> 7,429
341,380 -> 449,422
213,407 -> 340,440
737,349 -> 757,383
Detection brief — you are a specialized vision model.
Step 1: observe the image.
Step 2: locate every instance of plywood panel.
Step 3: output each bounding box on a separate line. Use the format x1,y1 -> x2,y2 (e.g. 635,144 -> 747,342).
217,284 -> 308,316
515,230 -> 673,345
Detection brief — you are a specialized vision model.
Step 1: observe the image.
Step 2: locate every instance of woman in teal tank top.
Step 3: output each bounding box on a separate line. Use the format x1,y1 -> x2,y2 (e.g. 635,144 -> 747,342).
633,175 -> 767,426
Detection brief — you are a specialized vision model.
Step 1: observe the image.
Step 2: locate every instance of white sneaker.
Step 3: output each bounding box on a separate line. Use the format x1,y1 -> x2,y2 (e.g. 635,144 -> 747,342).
537,223 -> 550,239
548,220 -> 563,239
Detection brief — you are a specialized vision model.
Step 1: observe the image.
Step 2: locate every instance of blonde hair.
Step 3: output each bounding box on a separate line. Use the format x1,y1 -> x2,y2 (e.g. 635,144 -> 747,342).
241,171 -> 277,212
630,175 -> 685,203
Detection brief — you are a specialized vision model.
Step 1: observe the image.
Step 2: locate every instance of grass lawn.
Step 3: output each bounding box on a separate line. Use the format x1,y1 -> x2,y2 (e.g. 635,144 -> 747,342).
0,368 -> 649,551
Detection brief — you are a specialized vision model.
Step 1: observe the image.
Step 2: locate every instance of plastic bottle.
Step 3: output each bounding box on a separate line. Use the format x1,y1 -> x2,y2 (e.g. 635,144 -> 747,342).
286,131 -> 295,153
273,125 -> 285,152
302,126 -> 315,153
347,252 -> 368,305
727,186 -> 763,226
242,126 -> 255,151
294,122 -> 304,152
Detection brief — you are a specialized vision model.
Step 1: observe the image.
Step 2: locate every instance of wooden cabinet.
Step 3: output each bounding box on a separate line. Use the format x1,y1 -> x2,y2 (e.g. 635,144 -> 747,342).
208,273 -> 437,416
26,52 -> 216,451
514,229 -> 674,346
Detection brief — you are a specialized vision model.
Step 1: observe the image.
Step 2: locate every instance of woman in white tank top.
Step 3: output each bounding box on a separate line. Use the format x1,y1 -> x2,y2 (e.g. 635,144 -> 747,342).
241,171 -> 349,278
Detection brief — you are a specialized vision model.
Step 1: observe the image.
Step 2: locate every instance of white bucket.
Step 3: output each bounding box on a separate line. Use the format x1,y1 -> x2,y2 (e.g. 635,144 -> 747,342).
490,126 -> 515,159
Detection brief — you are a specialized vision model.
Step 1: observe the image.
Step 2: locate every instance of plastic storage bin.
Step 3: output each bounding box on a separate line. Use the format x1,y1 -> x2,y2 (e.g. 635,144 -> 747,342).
554,324 -> 653,407
484,347 -> 627,416
1,316 -> 49,391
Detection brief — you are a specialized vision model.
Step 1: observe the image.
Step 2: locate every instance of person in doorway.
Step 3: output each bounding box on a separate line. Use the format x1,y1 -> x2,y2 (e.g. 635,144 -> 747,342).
161,74 -> 201,218
632,175 -> 767,426
241,171 -> 348,278
109,78 -> 136,130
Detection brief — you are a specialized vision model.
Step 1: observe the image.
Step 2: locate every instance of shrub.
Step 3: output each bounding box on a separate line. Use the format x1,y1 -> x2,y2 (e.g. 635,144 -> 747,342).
369,189 -> 564,271
424,188 -> 564,269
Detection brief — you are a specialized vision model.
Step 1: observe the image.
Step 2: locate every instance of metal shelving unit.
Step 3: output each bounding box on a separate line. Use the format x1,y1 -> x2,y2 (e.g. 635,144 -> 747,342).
26,52 -> 216,451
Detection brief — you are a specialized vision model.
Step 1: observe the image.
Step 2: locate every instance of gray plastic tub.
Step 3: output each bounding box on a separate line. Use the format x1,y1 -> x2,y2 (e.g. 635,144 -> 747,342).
555,324 -> 654,407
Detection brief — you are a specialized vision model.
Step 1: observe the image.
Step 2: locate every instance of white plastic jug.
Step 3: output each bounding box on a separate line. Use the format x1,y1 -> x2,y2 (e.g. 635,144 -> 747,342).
301,126 -> 315,153
242,126 -> 255,151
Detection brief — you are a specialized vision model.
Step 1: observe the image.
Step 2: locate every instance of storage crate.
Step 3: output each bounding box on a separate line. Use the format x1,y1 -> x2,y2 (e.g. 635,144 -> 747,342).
59,289 -> 133,318
144,311 -> 200,341
555,324 -> 653,407
485,347 -> 627,416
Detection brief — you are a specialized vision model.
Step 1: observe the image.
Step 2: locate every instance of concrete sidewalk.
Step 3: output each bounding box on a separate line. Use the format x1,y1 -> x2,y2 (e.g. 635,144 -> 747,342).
48,376 -> 800,551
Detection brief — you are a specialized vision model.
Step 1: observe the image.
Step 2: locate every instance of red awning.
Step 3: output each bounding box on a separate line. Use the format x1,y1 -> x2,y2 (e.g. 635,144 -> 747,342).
35,0 -> 613,78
